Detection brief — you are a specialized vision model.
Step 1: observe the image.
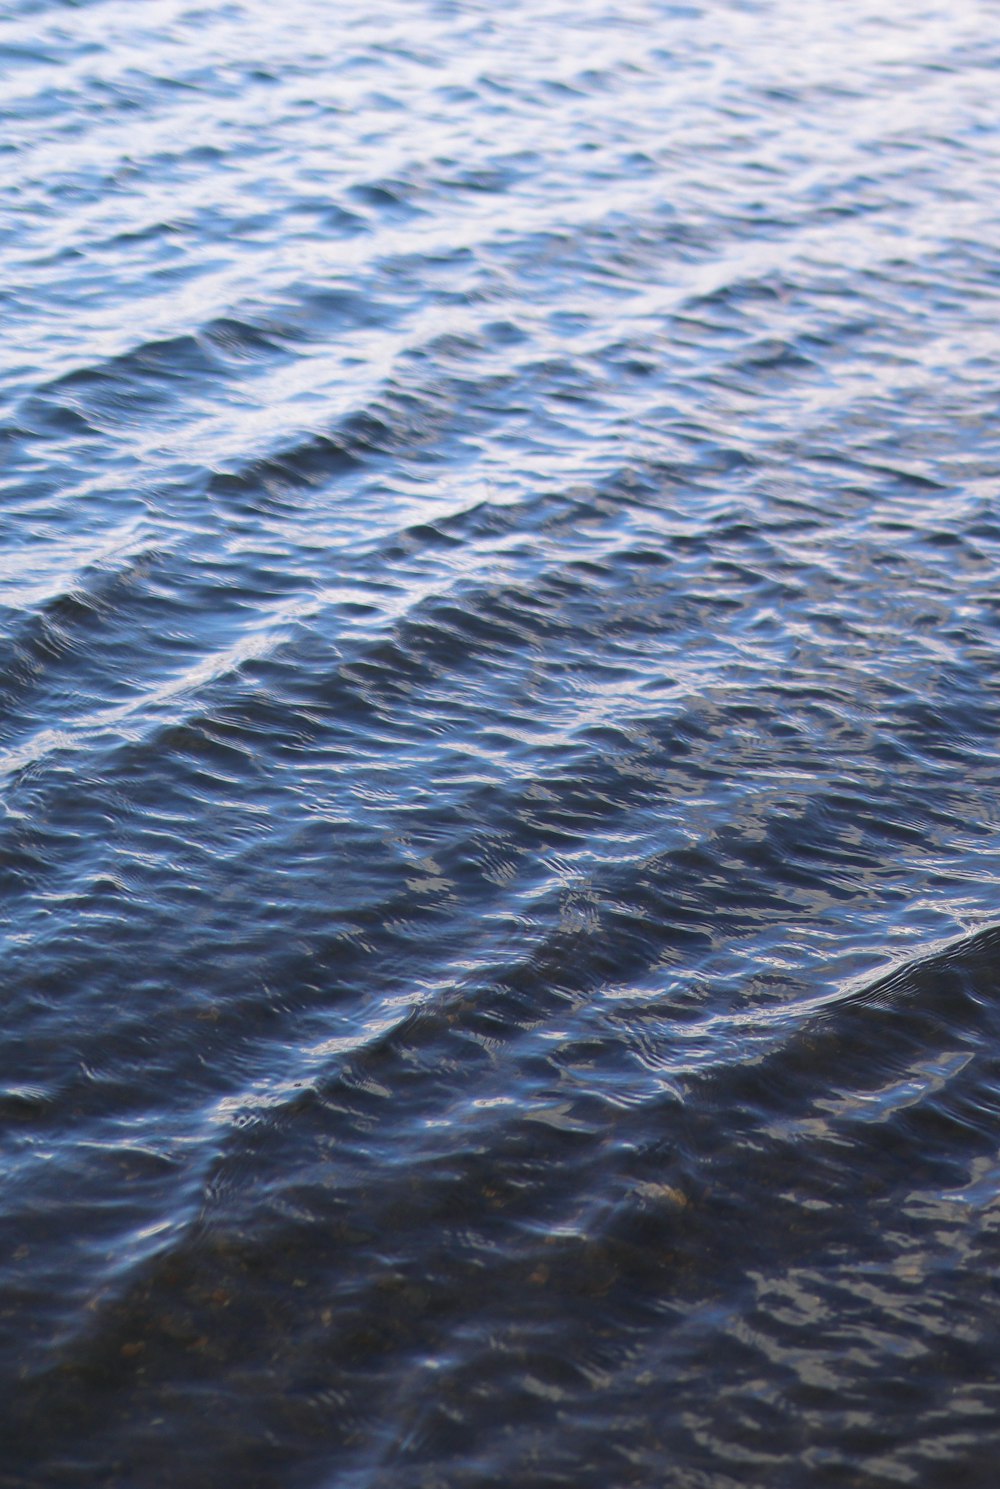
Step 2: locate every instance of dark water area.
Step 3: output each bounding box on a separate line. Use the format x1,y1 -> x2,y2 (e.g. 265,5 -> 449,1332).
3,0 -> 1000,1483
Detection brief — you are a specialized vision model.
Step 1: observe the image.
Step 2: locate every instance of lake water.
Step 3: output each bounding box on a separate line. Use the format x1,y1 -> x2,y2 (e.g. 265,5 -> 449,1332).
4,1 -> 1000,1484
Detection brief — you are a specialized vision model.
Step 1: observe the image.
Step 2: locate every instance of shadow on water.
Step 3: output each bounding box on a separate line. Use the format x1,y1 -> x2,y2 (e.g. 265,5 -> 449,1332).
5,926 -> 1000,1487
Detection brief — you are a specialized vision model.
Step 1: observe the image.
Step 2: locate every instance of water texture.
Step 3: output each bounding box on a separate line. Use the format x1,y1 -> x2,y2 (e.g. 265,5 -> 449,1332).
3,0 -> 1000,1483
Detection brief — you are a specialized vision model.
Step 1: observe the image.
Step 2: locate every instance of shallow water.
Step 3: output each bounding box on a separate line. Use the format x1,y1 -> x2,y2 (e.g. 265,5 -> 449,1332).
3,0 -> 1000,1483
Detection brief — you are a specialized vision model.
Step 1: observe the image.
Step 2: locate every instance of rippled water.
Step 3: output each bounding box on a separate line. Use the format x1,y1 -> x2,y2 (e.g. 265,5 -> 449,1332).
4,0 -> 1000,1483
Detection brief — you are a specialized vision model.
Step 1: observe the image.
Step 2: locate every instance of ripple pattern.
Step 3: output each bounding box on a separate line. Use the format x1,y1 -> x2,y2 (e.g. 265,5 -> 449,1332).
3,0 -> 1000,1485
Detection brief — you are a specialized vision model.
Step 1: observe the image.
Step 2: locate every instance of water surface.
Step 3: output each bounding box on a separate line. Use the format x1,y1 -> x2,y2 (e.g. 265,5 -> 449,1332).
3,1 -> 1000,1484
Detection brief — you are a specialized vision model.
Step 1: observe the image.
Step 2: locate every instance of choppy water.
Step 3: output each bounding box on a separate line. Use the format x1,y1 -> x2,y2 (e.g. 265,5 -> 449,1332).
4,0 -> 1000,1483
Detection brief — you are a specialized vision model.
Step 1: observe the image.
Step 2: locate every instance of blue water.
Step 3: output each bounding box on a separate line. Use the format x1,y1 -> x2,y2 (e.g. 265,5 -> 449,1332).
4,1 -> 1000,1483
